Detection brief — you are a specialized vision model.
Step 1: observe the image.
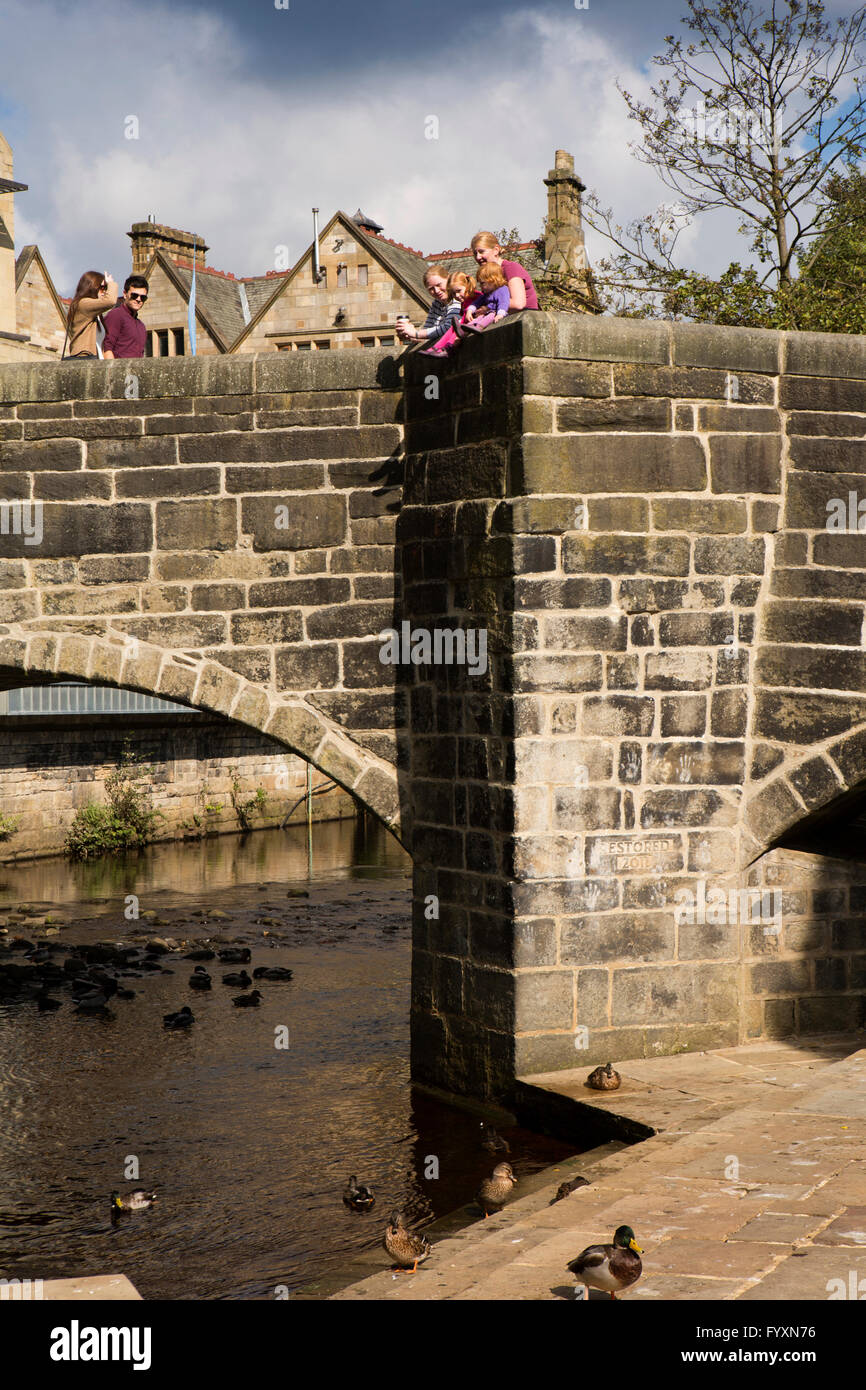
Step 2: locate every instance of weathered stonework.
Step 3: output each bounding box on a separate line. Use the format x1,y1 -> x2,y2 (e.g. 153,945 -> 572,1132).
0,713 -> 354,860
2,318 -> 866,1099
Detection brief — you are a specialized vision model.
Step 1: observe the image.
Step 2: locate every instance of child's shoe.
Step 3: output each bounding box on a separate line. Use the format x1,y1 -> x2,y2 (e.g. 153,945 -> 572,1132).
420,346 -> 446,356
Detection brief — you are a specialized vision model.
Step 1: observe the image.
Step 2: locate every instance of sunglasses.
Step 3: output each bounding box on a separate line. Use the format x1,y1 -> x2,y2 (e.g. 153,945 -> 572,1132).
128,292 -> 148,302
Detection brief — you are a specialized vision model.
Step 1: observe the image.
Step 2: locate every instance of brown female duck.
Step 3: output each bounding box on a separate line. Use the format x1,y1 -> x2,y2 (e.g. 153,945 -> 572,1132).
476,1162 -> 518,1217
383,1210 -> 431,1273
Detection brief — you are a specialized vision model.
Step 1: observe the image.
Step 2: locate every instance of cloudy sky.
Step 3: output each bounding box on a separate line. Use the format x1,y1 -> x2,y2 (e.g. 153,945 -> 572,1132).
0,0 -> 859,295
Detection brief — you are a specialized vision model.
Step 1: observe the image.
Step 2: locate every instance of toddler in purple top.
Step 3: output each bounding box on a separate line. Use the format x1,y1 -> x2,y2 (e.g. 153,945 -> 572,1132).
421,263 -> 510,356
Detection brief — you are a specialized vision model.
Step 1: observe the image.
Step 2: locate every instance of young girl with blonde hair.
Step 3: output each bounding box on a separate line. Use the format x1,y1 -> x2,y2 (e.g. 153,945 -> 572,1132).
420,270 -> 479,356
470,232 -> 538,311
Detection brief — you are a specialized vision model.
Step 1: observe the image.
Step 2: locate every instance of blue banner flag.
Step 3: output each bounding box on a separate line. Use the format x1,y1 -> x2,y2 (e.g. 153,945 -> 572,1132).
188,259 -> 197,356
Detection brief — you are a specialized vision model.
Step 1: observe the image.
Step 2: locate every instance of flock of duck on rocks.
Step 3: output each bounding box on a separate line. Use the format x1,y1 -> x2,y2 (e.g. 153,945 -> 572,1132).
0,900 -> 296,1019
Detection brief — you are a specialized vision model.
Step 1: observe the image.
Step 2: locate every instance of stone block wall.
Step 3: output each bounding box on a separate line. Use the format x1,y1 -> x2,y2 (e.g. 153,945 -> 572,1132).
0,713 -> 354,860
3,318 -> 866,1101
0,351 -> 405,832
402,314 -> 866,1094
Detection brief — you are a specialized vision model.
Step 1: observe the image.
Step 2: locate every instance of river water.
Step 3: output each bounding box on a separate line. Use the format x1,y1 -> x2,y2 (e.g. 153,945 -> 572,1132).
0,819 -> 575,1299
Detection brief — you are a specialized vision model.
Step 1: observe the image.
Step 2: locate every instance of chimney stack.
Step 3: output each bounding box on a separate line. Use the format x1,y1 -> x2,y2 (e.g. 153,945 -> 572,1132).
128,220 -> 208,276
0,130 -> 21,337
543,149 -> 588,279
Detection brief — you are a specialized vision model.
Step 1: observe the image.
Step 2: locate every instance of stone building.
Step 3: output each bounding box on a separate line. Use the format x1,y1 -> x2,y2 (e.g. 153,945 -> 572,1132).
0,131 -> 67,363
0,142 -> 597,361
131,149 -> 599,354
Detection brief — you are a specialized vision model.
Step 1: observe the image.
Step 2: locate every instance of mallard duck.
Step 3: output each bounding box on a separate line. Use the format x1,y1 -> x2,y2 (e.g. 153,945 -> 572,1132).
163,1006 -> 195,1029
479,1123 -> 510,1154
343,1176 -> 375,1212
111,1189 -> 157,1213
549,1175 -> 590,1205
252,966 -> 294,981
567,1224 -> 643,1300
233,990 -> 262,1008
184,948 -> 215,961
586,1062 -> 621,1091
383,1210 -> 431,1273
219,948 -> 251,964
222,971 -> 252,989
476,1162 -> 518,1217
188,967 -> 212,991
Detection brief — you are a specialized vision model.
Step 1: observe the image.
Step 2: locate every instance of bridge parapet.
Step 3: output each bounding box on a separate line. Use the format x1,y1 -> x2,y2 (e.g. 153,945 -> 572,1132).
3,317 -> 866,1097
402,313 -> 866,1092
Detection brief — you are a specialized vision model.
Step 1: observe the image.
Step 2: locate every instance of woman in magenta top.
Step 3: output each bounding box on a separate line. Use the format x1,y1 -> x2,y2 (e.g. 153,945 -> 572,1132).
470,231 -> 539,310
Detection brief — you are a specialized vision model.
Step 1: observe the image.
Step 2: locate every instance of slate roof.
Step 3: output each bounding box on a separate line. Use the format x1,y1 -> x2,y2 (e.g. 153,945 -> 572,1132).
170,262 -> 247,350
0,176 -> 27,194
242,274 -> 288,318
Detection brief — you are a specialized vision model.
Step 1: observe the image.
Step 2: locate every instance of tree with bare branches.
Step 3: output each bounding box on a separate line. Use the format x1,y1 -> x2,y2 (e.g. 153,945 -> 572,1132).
585,0 -> 866,318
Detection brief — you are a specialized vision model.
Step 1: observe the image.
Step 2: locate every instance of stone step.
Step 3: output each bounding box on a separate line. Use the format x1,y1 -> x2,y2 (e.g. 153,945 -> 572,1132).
333,1044 -> 866,1301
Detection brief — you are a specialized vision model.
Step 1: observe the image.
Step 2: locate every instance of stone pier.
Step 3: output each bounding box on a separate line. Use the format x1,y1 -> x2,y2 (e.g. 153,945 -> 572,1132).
2,317 -> 866,1097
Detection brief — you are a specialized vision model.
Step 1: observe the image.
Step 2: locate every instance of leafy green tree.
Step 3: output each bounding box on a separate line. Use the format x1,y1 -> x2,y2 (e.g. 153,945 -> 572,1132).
785,167 -> 866,331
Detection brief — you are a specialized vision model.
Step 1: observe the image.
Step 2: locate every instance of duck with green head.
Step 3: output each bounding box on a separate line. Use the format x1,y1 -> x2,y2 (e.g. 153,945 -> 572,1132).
567,1224 -> 643,1300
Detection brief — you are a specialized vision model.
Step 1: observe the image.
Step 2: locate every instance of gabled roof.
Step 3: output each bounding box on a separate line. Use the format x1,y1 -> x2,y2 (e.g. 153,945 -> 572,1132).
15,244 -> 67,324
241,273 -> 289,319
145,250 -> 239,352
230,209 -> 432,352
169,259 -> 248,348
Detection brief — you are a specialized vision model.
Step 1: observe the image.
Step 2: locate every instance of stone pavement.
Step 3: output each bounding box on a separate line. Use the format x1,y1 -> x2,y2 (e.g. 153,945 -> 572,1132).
332,1036 -> 866,1300
1,1274 -> 142,1300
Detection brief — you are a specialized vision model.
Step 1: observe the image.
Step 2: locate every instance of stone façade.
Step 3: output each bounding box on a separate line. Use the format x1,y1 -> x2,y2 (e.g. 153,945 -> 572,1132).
1,314 -> 866,1097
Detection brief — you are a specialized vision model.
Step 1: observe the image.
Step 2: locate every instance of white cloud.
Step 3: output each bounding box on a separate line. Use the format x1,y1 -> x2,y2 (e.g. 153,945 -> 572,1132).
0,0 -> 767,296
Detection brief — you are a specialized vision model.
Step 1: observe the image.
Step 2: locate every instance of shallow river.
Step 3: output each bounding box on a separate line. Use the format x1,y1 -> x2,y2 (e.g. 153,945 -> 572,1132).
0,819 -> 575,1299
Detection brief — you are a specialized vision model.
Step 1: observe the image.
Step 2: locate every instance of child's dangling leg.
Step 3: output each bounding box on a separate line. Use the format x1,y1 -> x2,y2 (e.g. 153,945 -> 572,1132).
420,324 -> 460,356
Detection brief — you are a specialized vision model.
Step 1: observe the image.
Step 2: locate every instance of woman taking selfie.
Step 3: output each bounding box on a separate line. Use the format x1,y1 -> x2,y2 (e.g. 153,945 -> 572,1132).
62,271 -> 118,360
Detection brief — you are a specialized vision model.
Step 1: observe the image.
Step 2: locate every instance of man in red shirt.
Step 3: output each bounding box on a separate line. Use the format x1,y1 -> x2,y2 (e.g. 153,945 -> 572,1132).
103,275 -> 148,359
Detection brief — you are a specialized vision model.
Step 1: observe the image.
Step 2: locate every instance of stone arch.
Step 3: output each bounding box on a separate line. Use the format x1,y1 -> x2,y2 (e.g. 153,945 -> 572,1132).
0,624 -> 405,843
743,719 -> 866,864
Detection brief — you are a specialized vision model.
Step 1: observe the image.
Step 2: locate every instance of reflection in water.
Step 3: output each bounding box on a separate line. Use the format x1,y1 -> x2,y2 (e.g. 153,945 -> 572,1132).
0,813 -> 408,909
0,821 -> 574,1299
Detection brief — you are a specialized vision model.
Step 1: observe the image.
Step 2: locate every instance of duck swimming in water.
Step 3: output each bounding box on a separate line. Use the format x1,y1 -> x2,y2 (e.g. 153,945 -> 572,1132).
232,990 -> 262,1008
219,948 -> 251,965
343,1176 -> 375,1212
479,1123 -> 510,1154
111,1189 -> 157,1213
163,1006 -> 195,1029
222,971 -> 252,989
188,967 -> 212,991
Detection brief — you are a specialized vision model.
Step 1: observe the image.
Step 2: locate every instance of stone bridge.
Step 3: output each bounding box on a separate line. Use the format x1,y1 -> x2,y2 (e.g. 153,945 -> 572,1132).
2,315 -> 866,1098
